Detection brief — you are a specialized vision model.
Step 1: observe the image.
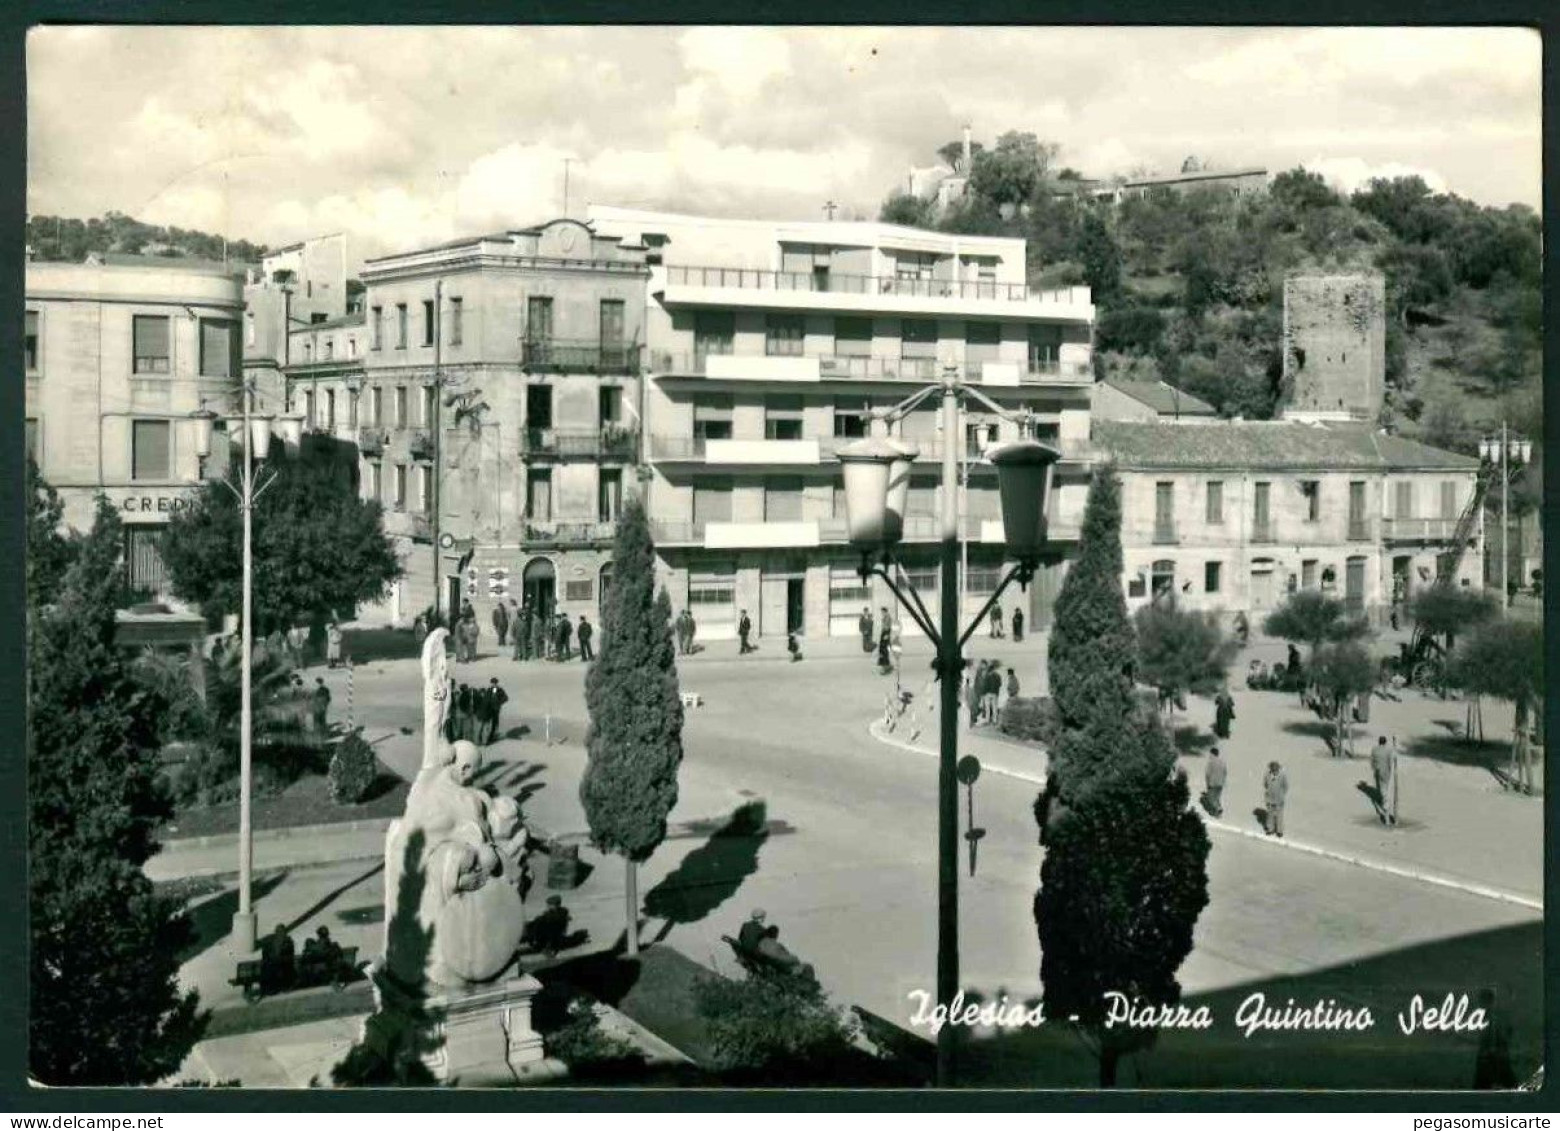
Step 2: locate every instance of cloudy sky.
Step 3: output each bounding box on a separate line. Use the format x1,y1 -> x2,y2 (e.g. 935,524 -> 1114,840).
27,25 -> 1541,265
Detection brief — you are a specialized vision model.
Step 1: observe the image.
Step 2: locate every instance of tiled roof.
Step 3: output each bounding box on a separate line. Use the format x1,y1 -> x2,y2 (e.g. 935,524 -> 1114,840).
1104,380 -> 1217,416
1093,421 -> 1479,471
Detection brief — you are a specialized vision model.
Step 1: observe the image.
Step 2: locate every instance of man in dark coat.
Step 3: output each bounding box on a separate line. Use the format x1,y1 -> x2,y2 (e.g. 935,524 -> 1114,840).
1011,606 -> 1024,643
556,613 -> 573,661
738,610 -> 754,654
1262,761 -> 1288,837
1203,746 -> 1228,817
486,678 -> 509,744
577,615 -> 594,662
859,607 -> 874,654
877,613 -> 893,673
455,683 -> 473,741
1213,688 -> 1236,740
311,677 -> 332,735
738,909 -> 768,953
492,600 -> 510,648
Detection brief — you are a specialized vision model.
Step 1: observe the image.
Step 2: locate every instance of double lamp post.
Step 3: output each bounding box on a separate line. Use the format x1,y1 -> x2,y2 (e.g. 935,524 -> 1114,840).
837,364 -> 1061,1087
1477,424 -> 1532,609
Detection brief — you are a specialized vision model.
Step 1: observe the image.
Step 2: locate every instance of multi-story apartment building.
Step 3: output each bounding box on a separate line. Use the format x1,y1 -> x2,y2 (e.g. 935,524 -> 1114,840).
1095,420 -> 1483,622
243,233 -> 353,405
25,258 -> 246,592
316,218 -> 650,625
587,206 -> 1097,640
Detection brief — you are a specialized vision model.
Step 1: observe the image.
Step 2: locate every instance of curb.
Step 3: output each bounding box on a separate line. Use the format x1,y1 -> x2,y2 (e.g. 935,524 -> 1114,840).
866,720 -> 1543,912
160,817 -> 395,853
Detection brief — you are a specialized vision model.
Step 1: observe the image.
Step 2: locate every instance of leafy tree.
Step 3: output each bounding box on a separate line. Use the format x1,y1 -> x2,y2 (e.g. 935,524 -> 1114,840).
1077,213 -> 1122,304
968,131 -> 1056,209
936,138 -> 984,173
1269,167 -> 1340,212
29,497 -> 204,1083
1406,585 -> 1498,654
26,457 -> 74,609
1351,176 -> 1440,243
1133,601 -> 1238,723
328,729 -> 379,805
162,449 -> 402,633
1262,590 -> 1369,662
695,971 -> 860,1084
581,497 -> 684,957
1450,620 -> 1543,793
1307,642 -> 1377,755
879,192 -> 935,229
1095,305 -> 1165,355
1036,765 -> 1209,1086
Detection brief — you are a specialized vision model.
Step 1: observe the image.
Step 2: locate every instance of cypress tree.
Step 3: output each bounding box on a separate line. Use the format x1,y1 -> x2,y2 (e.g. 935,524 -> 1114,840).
581,496 -> 684,957
29,496 -> 204,1083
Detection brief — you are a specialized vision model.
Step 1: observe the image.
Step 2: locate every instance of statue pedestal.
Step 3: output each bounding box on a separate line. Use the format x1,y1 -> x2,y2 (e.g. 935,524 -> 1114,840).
367,969 -> 554,1085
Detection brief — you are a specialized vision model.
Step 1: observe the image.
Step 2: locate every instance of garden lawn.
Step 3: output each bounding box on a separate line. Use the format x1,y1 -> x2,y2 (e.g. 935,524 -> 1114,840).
161,771 -> 409,840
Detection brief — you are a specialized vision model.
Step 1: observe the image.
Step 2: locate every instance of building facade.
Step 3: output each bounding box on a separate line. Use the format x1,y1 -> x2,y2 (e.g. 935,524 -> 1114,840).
283,219 -> 651,627
25,258 -> 246,592
1095,420 -> 1483,623
587,206 -> 1097,640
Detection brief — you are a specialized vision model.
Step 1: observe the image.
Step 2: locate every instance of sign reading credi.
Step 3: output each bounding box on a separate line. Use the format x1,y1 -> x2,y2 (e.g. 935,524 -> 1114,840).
103,488 -> 198,522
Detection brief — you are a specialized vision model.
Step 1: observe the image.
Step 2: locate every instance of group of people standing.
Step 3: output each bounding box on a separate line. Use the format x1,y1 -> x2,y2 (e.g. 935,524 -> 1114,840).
454,599 -> 595,664
965,660 -> 1018,727
446,676 -> 510,746
675,608 -> 698,655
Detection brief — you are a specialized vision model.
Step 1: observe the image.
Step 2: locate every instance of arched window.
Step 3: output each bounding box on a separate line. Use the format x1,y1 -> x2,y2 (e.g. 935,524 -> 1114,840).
599,561 -> 614,607
1151,559 -> 1176,602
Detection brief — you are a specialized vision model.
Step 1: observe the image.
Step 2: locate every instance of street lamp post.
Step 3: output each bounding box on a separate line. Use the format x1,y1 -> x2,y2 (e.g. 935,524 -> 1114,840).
1479,424 -> 1532,609
838,366 -> 1059,1087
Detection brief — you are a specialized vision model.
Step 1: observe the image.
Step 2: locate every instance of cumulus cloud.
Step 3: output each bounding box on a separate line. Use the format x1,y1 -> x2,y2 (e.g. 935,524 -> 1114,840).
1299,157 -> 1450,198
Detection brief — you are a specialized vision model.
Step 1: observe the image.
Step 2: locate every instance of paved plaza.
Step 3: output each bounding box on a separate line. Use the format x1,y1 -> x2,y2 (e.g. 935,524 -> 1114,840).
167,627 -> 1544,1087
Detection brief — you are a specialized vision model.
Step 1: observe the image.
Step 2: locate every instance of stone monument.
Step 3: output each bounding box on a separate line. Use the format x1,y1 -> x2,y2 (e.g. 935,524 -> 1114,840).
357,627 -> 547,1084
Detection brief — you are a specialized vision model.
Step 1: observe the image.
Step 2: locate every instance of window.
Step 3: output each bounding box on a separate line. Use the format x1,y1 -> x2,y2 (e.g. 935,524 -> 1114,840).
834,316 -> 873,357
421,385 -> 436,427
394,386 -> 408,428
766,314 -> 806,357
599,299 -> 624,343
449,297 -> 463,346
765,395 -> 804,441
693,479 -> 733,523
907,476 -> 938,519
964,563 -> 1002,595
1349,481 -> 1367,537
347,336 -> 358,358
1302,559 -> 1318,589
527,469 -> 552,520
693,394 -> 733,442
526,385 -> 553,430
324,339 -> 334,361
1127,575 -> 1147,598
964,321 -> 1001,373
25,418 -> 38,464
901,564 -> 939,594
1440,480 -> 1458,518
312,312 -> 327,325
393,463 -> 407,509
348,389 -> 360,428
1394,481 -> 1414,519
565,579 -> 594,602
303,389 -> 316,427
396,303 -> 408,349
368,461 -> 383,502
599,469 -> 622,522
599,386 -> 622,426
417,465 -> 432,513
1301,480 -> 1320,522
1154,481 -> 1175,540
1204,561 -> 1223,593
25,310 -> 40,372
688,569 -> 736,624
1205,480 -> 1224,524
1151,559 -> 1176,601
833,400 -> 869,439
423,300 -> 435,346
325,389 -> 337,430
526,296 -> 554,341
370,386 -> 383,427
371,306 -> 383,350
1027,325 -> 1063,372
694,312 -> 734,360
1253,481 -> 1272,534
900,319 -> 938,358
765,476 -> 803,521
132,315 -> 171,374
302,341 -> 313,362
830,563 -> 870,606
966,482 -> 1001,520
131,420 -> 171,480
245,312 -> 256,348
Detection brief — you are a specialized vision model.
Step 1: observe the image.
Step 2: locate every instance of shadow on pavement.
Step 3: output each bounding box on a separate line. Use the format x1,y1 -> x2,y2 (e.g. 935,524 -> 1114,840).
285,859 -> 386,934
177,871 -> 290,963
642,801 -> 771,946
1404,733 -> 1512,771
1172,726 -> 1215,754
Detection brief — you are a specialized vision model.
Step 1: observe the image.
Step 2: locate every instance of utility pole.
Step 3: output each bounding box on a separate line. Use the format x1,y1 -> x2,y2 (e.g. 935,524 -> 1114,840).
1501,419 -> 1510,609
234,378 -> 257,956
432,278 -> 444,623
936,367 -> 961,1087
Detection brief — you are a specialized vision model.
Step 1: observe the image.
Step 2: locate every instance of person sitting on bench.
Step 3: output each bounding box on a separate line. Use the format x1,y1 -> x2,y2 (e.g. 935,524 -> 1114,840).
737,909 -> 769,954
755,925 -> 814,980
259,923 -> 296,994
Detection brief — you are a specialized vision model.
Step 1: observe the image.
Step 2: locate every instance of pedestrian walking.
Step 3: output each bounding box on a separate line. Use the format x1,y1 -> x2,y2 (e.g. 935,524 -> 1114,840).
877,618 -> 893,674
326,620 -> 343,668
685,609 -> 698,654
674,609 -> 688,654
492,600 -> 510,648
989,601 -> 1004,638
787,632 -> 802,662
577,615 -> 594,662
311,677 -> 331,734
1262,761 -> 1288,837
1203,746 -> 1228,817
1005,666 -> 1020,704
738,610 -> 754,654
981,661 -> 1001,724
1370,735 -> 1398,826
1011,606 -> 1024,643
1213,687 -> 1236,740
859,607 -> 875,654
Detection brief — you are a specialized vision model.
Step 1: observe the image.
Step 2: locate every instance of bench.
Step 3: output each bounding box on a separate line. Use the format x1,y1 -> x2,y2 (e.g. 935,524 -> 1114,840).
230,945 -> 362,1004
720,934 -> 815,986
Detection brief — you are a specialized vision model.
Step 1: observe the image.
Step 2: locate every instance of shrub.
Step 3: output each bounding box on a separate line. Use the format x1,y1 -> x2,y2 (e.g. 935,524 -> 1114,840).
542,995 -> 645,1076
328,729 -> 378,806
1000,697 -> 1059,746
695,970 -> 859,1084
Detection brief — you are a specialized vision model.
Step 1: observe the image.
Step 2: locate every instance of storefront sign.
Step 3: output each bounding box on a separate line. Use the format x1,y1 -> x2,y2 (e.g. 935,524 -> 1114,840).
102,488 -> 198,522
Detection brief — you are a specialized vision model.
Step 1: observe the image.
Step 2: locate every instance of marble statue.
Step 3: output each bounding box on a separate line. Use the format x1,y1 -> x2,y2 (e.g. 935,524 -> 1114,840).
380,628 -> 530,990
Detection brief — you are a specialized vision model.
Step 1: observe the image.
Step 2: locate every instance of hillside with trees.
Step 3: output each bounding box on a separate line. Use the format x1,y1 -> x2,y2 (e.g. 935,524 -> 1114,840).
25,211 -> 268,265
879,137 -> 1542,485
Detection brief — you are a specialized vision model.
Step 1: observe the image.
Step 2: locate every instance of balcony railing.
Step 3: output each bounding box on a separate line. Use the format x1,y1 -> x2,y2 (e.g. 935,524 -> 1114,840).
650,520 -> 707,545
1153,524 -> 1178,545
357,428 -> 386,454
1381,516 -> 1460,541
521,427 -> 639,461
521,338 -> 641,374
523,520 -> 617,546
1348,520 -> 1371,542
650,350 -> 1091,383
665,264 -> 1088,305
1251,522 -> 1277,544
406,428 -> 434,459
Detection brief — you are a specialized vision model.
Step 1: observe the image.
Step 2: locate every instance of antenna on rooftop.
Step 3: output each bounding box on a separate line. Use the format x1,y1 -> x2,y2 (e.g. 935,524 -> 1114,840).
823,201 -> 839,221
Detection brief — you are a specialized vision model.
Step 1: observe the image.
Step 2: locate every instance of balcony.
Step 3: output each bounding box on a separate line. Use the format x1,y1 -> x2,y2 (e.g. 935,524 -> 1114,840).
1153,524 -> 1179,546
704,520 -> 820,549
522,520 -> 617,547
521,427 -> 639,461
650,520 -> 707,546
406,429 -> 434,460
1252,522 -> 1277,544
660,265 -> 1093,313
521,339 -> 641,375
1381,516 -> 1461,542
650,351 -> 1091,386
357,428 -> 386,454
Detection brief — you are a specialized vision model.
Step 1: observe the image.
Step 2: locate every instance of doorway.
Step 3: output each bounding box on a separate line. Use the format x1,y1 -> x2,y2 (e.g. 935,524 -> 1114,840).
1345,557 -> 1367,617
1391,555 -> 1412,605
445,574 -> 462,623
786,578 -> 806,635
523,557 -> 557,622
1249,560 -> 1277,611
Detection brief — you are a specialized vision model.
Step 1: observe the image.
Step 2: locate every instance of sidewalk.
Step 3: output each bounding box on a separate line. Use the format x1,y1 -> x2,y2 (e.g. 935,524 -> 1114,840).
869,681 -> 1543,908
